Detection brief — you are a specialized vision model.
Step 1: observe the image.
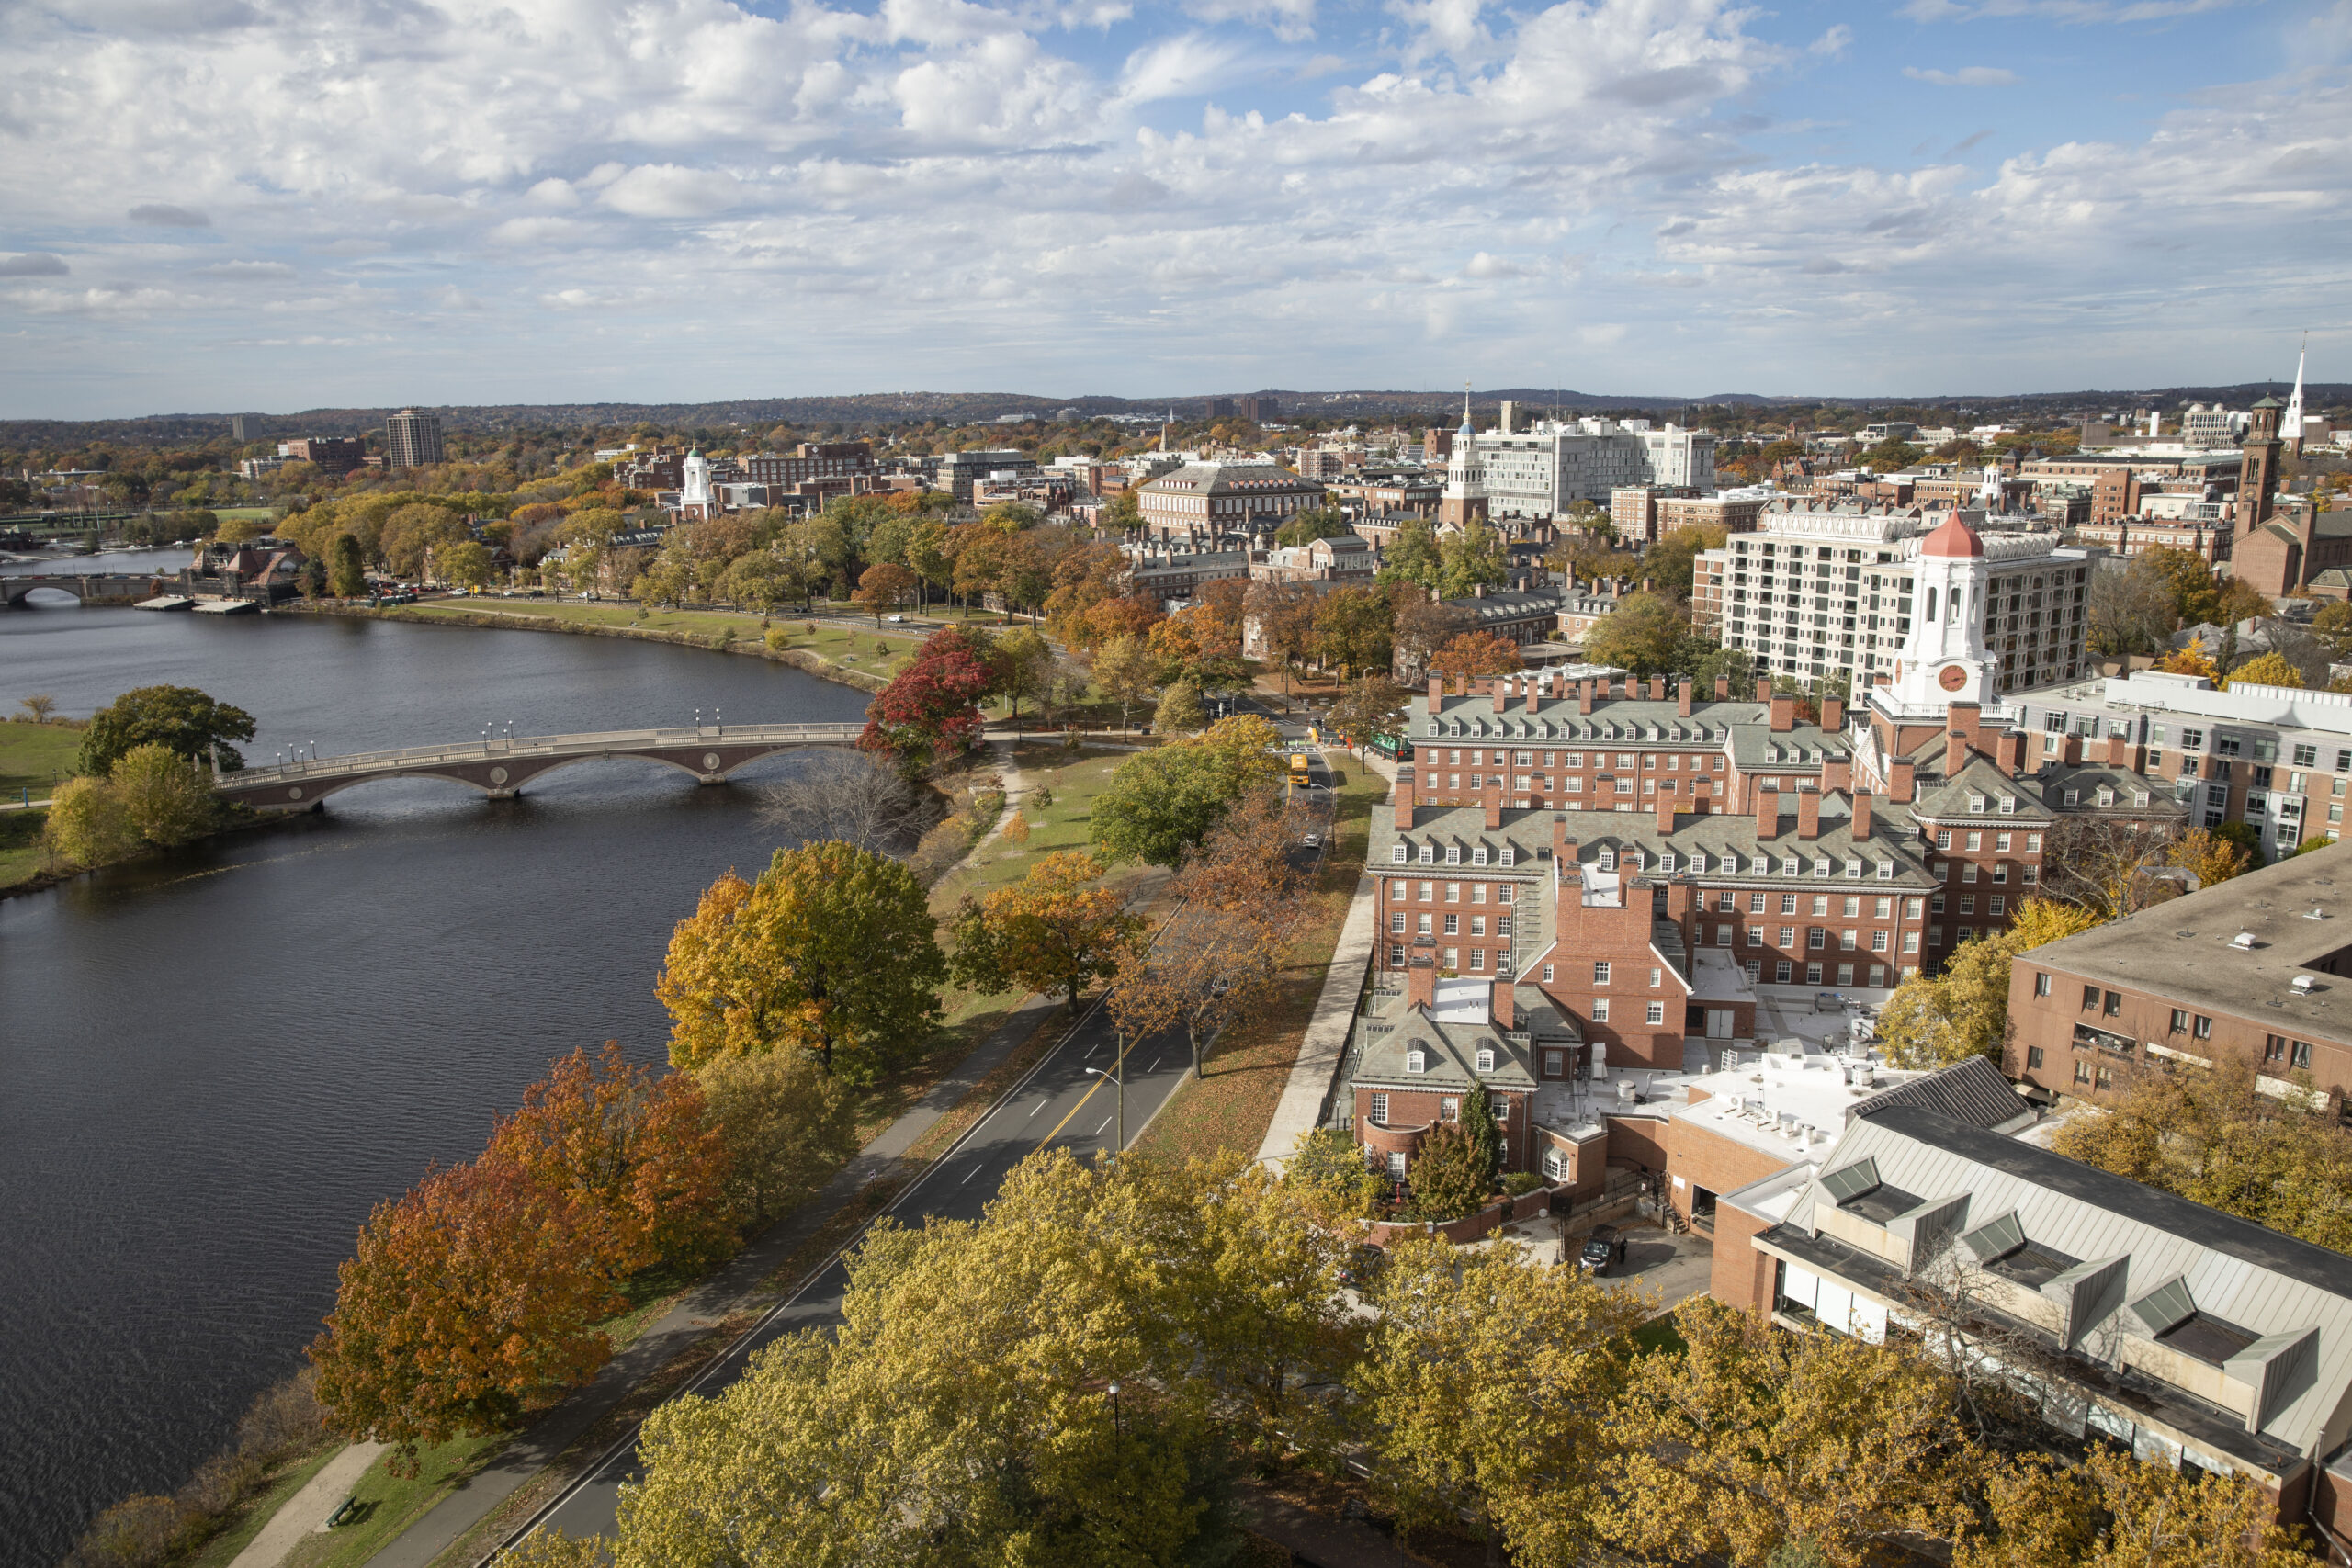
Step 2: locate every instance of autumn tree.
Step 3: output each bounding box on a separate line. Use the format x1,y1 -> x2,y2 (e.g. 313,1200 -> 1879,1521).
655,841 -> 945,1083
1378,519 -> 1442,592
949,850 -> 1144,1010
1283,1126 -> 1387,1220
109,741 -> 220,846
40,774 -> 138,866
1245,577 -> 1321,691
2173,823 -> 2254,888
1329,673 -> 1409,753
1877,897 -> 2098,1069
851,561 -> 917,625
329,534 -> 368,597
1389,588 -> 1464,678
1168,786 -> 1306,913
1092,716 -> 1283,868
1311,584 -> 1395,678
1643,524 -> 1727,604
1402,1122 -> 1491,1220
1438,520 -> 1510,600
2040,816 -> 2189,920
79,684 -> 257,774
991,625 -> 1055,722
1089,634 -> 1159,731
695,1047 -> 862,1232
1581,591 -> 1686,676
483,1043 -> 736,1274
1108,905 -> 1281,1078
857,624 -> 998,773
2222,649 -> 2302,690
439,539 -> 493,591
1147,600 -> 1245,690
310,1158 -> 621,1472
1428,630 -> 1524,681
1959,1447 -> 2308,1568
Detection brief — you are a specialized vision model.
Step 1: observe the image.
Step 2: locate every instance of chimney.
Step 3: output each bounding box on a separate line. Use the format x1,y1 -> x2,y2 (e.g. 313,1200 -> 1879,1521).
1526,680 -> 1541,714
1579,680 -> 1595,716
1852,789 -> 1873,841
1452,674 -> 1467,696
1948,702 -> 1983,747
1407,957 -> 1436,1010
1428,673 -> 1444,704
1553,814 -> 1576,865
1755,676 -> 1774,703
1756,784 -> 1781,840
1821,755 -> 1852,792
1713,674 -> 1729,700
1678,679 -> 1694,716
2105,734 -> 2131,768
1394,766 -> 1416,821
1657,794 -> 1679,832
1946,730 -> 1971,777
1798,787 -> 1822,840
2063,734 -> 2084,765
1998,730 -> 2028,776
1486,779 -> 1504,829
1820,697 -> 1843,731
1493,679 -> 1510,715
1770,694 -> 1796,733
1648,676 -> 1665,702
1665,881 -> 1693,925
1491,978 -> 1514,1030
1889,756 -> 1917,804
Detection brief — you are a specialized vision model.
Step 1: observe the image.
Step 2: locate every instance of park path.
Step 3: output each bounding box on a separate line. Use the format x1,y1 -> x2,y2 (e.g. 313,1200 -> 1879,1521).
228,1442 -> 385,1568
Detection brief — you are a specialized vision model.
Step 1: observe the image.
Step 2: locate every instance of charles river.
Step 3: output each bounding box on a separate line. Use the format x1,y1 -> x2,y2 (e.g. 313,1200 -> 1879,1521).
0,553 -> 874,1566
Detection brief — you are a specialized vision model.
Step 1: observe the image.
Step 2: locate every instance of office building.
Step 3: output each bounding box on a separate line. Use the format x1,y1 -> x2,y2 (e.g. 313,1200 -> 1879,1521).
385,409 -> 445,471
1135,461 -> 1324,546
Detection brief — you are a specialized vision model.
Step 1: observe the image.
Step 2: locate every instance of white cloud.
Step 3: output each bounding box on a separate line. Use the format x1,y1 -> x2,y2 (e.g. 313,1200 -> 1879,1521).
1905,65 -> 2021,85
1810,24 -> 1853,57
0,252 -> 70,276
1118,32 -> 1253,103
127,203 -> 209,227
598,164 -> 746,218
196,260 -> 296,279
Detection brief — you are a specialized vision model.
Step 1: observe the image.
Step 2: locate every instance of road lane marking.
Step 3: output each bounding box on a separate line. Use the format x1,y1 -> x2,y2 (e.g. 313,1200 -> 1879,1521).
1025,1099 -> 1045,1117
961,1160 -> 987,1184
1093,1116 -> 1113,1135
1148,1057 -> 1163,1073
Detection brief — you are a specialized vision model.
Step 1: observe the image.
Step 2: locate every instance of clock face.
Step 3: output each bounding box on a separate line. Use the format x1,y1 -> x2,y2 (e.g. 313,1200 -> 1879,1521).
1938,664 -> 1969,692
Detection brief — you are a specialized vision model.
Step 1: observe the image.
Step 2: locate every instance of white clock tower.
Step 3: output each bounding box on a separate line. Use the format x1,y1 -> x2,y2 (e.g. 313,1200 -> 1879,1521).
1873,511 -> 1999,724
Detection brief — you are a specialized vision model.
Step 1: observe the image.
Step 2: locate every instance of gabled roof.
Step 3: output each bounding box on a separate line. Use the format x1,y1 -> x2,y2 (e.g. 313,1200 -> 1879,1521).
1910,754 -> 2057,823
1353,994 -> 1543,1095
1849,1056 -> 2031,1133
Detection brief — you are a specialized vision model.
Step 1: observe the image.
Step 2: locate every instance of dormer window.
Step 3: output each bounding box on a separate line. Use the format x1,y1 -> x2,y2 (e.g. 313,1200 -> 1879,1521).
1498,846 -> 1516,867
1445,844 -> 1463,865
1969,794 -> 1986,813
1472,845 -> 1488,866
1598,850 -> 1616,871
1877,861 -> 1894,880
1813,858 -> 1832,877
1781,856 -> 1801,875
1476,1047 -> 1495,1072
1999,795 -> 2016,815
1845,859 -> 1862,878
1407,1048 -> 1427,1074
1419,843 -> 1435,864
2063,788 -> 2080,807
1657,851 -> 1678,874
2134,791 -> 2150,807
2098,787 -> 2115,807
1752,853 -> 1771,874
1392,844 -> 1408,863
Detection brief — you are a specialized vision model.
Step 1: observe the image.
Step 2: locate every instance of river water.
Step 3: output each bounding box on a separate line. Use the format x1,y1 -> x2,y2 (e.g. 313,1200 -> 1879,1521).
0,574 -> 872,1565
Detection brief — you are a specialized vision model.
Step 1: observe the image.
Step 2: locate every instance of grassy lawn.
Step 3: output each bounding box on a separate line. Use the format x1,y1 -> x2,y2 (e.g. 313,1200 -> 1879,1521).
1131,751 -> 1386,1167
185,1446 -> 342,1568
0,809 -> 48,889
1632,1312 -> 1688,1357
397,598 -> 932,682
282,1432 -> 507,1568
0,718 -> 83,798
929,742 -> 1147,909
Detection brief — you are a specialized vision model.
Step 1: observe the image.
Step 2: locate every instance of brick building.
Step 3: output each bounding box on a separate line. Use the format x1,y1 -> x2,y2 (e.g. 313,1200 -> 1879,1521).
1136,461 -> 1325,547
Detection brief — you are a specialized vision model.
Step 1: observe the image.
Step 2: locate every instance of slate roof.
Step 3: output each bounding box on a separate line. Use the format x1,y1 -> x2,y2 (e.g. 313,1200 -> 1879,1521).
1353,991 -> 1546,1096
1848,1055 -> 2031,1133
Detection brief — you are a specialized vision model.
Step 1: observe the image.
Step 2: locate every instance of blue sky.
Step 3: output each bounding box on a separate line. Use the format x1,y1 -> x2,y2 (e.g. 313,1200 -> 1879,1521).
1,0 -> 2346,416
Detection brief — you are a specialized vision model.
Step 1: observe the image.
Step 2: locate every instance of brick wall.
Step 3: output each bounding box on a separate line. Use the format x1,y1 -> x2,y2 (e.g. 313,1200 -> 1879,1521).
1663,1114 -> 1801,1224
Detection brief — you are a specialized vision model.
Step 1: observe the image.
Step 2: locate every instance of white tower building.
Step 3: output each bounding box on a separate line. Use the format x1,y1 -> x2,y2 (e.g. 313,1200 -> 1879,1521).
1873,512 -> 2000,723
2286,340 -> 2309,455
679,448 -> 717,521
1439,390 -> 1487,528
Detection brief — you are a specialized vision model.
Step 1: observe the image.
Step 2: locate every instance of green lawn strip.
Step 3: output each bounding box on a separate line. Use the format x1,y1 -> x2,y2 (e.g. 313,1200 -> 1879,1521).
0,718 -> 84,797
0,808 -> 49,890
183,1446 -> 342,1568
396,598 -> 929,681
283,1433 -> 508,1568
927,744 -> 1136,908
1129,753 -> 1386,1167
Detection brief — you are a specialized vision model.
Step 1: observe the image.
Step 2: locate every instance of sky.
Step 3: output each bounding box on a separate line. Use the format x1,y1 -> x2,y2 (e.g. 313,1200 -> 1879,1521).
2,0 -> 2347,417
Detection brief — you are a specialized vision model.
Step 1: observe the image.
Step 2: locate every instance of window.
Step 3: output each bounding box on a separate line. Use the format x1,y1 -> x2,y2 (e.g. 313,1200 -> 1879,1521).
1715,926 -> 1733,947
1775,960 -> 1793,982
1813,895 -> 1830,916
1650,966 -> 1663,987
1904,931 -> 1920,953
2027,1046 -> 2044,1070
1905,897 -> 1924,919
1472,845 -> 1487,866
1639,1001 -> 1662,1026
2035,973 -> 2052,998
1781,893 -> 1799,915
2295,743 -> 2318,767
1418,843 -> 1434,864
1440,1096 -> 1460,1121
1389,945 -> 1403,965
1841,931 -> 1859,951
1959,896 -> 1975,916
1808,927 -> 1826,950
2103,990 -> 2122,1017
1989,896 -> 2006,917
1871,931 -> 1889,952
1391,844 -> 1408,863
1594,961 -> 1611,986
1747,926 -> 1764,947
1407,1050 -> 1426,1073
1443,915 -> 1459,935
1936,829 -> 1952,849
2082,985 -> 2100,1010
1544,1050 -> 1564,1077
1418,915 -> 1432,935
2074,1060 -> 2092,1085
1592,999 -> 1611,1022
2266,1034 -> 2286,1063
1445,844 -> 1462,865
2194,1014 -> 2212,1040
1391,913 -> 1406,933
1370,1092 -> 1388,1122
1542,964 -> 1555,982
1962,863 -> 1979,885
1806,963 -> 1824,985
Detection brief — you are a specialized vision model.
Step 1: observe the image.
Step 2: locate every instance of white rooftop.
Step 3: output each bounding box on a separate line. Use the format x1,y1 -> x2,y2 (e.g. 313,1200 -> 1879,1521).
1428,976 -> 1492,1025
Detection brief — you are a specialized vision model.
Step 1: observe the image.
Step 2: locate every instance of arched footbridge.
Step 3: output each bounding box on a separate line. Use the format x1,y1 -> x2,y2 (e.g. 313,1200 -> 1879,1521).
3,573 -> 164,607
215,723 -> 874,811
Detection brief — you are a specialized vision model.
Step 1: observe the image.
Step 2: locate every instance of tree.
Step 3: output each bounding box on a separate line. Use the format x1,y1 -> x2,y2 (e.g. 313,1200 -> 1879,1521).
15,694 -> 58,723
1438,520 -> 1510,600
857,625 -> 998,773
2139,547 -> 2223,628
1147,601 -> 1244,690
1329,674 -> 1409,754
754,749 -> 931,854
1960,1447 -> 2307,1568
1460,1080 -> 1501,1189
1877,897 -> 2098,1069
991,625 -> 1055,722
110,742 -> 219,846
1643,525 -> 1726,604
2222,649 -> 2303,690
1390,590 -> 1464,678
1244,578 -> 1320,691
1580,592 -> 1686,677
79,684 -> 257,775
328,535 -> 368,598
2041,817 -> 2188,920
1272,506 -> 1350,547
41,774 -> 137,866
1168,787 -> 1306,913
310,1158 -> 620,1472
2175,823 -> 2254,888
851,561 -> 917,625
1089,635 -> 1159,731
1103,486 -> 1143,533
1106,905 -> 1281,1077
1283,1126 -> 1387,1220
695,1049 -> 861,1231
2052,1054 -> 2352,1256
483,1043 -> 736,1275
1311,585 -> 1395,678
2086,558 -> 2179,656
1152,679 -> 1206,736
438,539 -> 493,591
1428,630 -> 1523,680
949,851 -> 1144,1010
378,503 -> 470,579
1357,1235 -> 1648,1566
1402,1121 -> 1491,1220
655,842 -> 945,1083
1378,520 -> 1442,592
2213,576 -> 2275,628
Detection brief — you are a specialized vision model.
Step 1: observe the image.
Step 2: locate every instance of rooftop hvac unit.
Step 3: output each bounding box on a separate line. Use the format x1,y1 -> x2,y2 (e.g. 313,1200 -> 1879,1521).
2232,931 -> 2258,951
2293,975 -> 2318,994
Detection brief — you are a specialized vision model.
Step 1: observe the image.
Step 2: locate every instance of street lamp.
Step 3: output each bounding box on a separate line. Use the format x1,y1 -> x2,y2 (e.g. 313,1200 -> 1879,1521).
1085,1045 -> 1125,1152
1107,1381 -> 1122,1441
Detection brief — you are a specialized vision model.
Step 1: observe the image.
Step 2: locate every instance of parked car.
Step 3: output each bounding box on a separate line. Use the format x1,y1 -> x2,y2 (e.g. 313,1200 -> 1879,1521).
1302,832 -> 1322,848
1341,1244 -> 1387,1289
1579,1225 -> 1627,1275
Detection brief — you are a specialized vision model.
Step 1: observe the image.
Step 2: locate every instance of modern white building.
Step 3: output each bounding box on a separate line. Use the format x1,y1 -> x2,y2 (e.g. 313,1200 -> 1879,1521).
1450,417 -> 1716,520
1702,502 -> 2094,698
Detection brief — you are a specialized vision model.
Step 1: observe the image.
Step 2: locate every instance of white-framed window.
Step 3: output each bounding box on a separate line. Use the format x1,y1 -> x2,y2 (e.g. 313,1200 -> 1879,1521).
1472,845 -> 1488,866
1592,999 -> 1611,1022
1476,1047 -> 1495,1071
1542,964 -> 1555,982
1594,961 -> 1611,985
1370,1091 -> 1389,1122
1445,844 -> 1463,864
1407,1050 -> 1426,1073
1441,1096 -> 1460,1121
1390,913 -> 1405,932
1645,1001 -> 1666,1025
1391,844 -> 1408,863
1650,966 -> 1663,987
1418,843 -> 1434,863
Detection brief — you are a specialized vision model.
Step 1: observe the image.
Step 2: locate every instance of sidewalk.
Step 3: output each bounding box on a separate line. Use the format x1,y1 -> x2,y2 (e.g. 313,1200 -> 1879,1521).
367,990 -> 1059,1568
1254,748 -> 1389,1171
228,1442 -> 385,1568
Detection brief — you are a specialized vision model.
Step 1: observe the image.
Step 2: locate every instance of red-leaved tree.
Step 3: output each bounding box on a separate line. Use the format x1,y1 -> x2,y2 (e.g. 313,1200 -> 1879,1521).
860,624 -> 999,772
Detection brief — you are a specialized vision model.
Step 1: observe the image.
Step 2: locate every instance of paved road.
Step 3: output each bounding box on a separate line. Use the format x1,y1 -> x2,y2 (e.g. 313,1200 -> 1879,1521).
496,757 -> 1337,1554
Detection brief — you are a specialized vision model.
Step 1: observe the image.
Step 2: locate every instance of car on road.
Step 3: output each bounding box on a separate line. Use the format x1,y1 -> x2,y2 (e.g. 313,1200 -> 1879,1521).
886,614 -> 903,622
1579,1225 -> 1627,1275
1302,832 -> 1322,848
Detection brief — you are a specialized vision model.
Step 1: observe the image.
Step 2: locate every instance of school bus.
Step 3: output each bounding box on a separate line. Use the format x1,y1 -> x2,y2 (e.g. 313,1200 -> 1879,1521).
1288,751 -> 1314,784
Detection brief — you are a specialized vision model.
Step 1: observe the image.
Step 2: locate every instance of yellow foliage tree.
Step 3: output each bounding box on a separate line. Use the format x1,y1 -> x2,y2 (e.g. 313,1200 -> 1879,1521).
947,850 -> 1144,1010
2151,635 -> 2216,680
2221,649 -> 2303,690
1877,898 -> 2099,1069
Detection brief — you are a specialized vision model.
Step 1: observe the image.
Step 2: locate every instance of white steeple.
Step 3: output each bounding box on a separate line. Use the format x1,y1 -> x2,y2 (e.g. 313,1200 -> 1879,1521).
1873,511 -> 2000,723
680,447 -> 714,519
2285,335 -> 2308,450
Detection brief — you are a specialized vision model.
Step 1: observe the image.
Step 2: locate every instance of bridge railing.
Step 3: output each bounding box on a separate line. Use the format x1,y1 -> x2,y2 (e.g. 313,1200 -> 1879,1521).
225,723 -> 867,786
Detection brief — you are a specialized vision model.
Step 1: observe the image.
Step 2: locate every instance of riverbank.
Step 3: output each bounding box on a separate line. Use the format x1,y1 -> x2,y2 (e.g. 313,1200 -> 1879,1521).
287,599 -> 907,694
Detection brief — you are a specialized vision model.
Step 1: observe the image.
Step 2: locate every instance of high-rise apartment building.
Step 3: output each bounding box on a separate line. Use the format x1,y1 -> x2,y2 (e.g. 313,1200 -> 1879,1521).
385,409 -> 445,470
1450,417 -> 1716,520
1697,502 -> 2093,695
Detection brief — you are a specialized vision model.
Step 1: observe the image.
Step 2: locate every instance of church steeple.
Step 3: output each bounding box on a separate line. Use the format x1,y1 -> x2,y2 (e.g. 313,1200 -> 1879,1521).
2286,334 -> 2309,455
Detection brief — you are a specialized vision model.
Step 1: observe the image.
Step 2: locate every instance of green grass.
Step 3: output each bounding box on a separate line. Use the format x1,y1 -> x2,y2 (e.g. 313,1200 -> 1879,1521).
0,718 -> 83,798
282,1433 -> 508,1568
1633,1312 -> 1688,1357
929,743 -> 1139,908
185,1446 -> 342,1568
1131,751 -> 1387,1166
398,598 -> 932,682
0,809 -> 47,890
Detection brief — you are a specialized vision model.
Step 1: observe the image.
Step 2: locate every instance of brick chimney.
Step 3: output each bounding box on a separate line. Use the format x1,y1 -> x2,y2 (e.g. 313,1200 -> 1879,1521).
1998,730 -> 2028,776
1852,789 -> 1873,841
1526,681 -> 1542,714
1889,756 -> 1917,804
1820,697 -> 1843,731
1714,674 -> 1730,700
1452,674 -> 1467,696
1486,778 -> 1505,829
1770,694 -> 1796,733
1821,756 -> 1852,792
1678,679 -> 1695,716
1657,794 -> 1679,832
1798,787 -> 1822,840
1648,676 -> 1665,702
1755,676 -> 1773,703
1407,957 -> 1437,1010
1553,814 -> 1577,864
1491,978 -> 1514,1029
1394,765 -> 1416,823
1756,784 -> 1781,840
1493,680 -> 1510,715
1428,674 -> 1444,704
1579,680 -> 1595,716
2063,734 -> 2083,765
1946,730 -> 1971,777
1665,881 -> 1693,925
2106,734 -> 2132,767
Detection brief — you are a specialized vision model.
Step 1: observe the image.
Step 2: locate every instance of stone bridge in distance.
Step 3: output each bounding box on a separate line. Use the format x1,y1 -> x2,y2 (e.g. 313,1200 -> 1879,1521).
214,723 -> 870,811
2,573 -> 164,607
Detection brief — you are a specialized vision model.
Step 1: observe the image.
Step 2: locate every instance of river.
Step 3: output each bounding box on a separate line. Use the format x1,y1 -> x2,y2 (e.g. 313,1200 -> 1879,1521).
0,575 -> 873,1566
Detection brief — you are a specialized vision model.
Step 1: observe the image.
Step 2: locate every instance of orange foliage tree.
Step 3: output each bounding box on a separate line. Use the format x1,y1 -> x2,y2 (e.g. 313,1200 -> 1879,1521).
1427,630 -> 1524,681
947,851 -> 1146,1010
